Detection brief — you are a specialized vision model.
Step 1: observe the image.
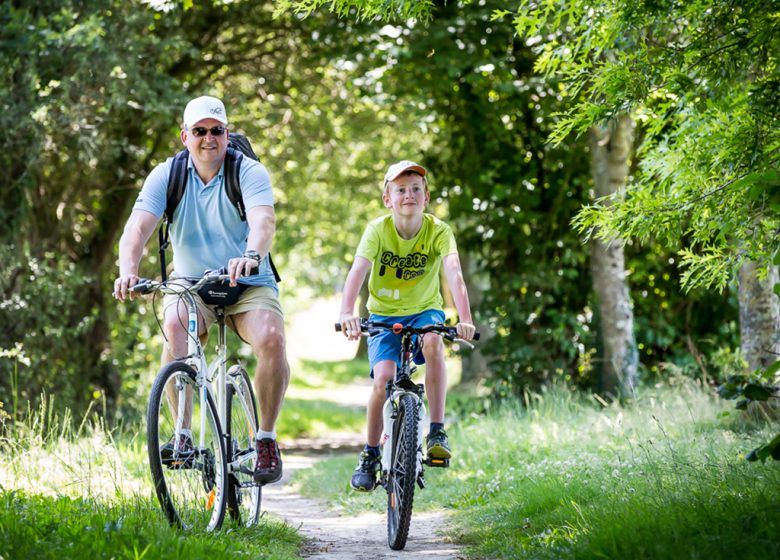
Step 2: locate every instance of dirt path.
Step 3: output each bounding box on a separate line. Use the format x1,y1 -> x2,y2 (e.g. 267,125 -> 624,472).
262,451 -> 465,559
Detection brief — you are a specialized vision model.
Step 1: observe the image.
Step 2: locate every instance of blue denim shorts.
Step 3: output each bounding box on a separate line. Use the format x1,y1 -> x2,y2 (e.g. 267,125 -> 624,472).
367,309 -> 446,378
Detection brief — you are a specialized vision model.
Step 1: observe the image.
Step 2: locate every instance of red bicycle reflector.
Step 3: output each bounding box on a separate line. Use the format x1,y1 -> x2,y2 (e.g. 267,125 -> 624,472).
392,323 -> 403,334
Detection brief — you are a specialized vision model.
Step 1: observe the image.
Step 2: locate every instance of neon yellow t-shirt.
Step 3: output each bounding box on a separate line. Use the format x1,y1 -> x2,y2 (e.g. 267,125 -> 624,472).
356,213 -> 458,316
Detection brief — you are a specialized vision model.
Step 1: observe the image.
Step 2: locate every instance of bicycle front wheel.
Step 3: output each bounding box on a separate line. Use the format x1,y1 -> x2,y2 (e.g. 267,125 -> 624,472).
147,361 -> 227,531
387,393 -> 419,550
226,366 -> 262,526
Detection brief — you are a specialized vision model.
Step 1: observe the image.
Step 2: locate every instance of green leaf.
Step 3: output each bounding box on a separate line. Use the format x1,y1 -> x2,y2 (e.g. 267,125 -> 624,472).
747,433 -> 780,463
742,383 -> 774,402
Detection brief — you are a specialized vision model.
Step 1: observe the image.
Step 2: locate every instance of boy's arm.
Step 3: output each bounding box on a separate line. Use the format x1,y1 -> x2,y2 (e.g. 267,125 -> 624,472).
442,253 -> 476,341
339,256 -> 371,341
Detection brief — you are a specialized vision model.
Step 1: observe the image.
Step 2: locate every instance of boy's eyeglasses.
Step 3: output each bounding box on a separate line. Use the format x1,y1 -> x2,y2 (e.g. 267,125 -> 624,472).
190,126 -> 226,137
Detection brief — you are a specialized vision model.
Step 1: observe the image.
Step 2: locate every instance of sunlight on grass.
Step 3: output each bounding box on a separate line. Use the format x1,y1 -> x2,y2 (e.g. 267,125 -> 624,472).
296,380 -> 780,559
0,397 -> 301,559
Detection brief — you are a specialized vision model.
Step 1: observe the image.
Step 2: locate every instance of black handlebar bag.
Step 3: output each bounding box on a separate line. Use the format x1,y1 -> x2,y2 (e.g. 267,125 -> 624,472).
197,281 -> 248,306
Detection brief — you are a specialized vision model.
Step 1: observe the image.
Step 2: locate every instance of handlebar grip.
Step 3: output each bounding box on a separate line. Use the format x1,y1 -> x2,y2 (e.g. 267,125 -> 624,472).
130,280 -> 152,294
335,323 -> 342,332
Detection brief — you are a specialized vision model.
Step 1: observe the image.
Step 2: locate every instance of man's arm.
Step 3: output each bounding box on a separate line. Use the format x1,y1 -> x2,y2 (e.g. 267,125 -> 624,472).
339,256 -> 371,341
442,252 -> 476,341
114,209 -> 160,301
228,205 -> 276,285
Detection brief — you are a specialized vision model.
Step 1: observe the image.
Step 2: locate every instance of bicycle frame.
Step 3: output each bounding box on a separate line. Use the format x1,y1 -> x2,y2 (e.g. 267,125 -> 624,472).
143,277 -> 252,474
380,333 -> 427,481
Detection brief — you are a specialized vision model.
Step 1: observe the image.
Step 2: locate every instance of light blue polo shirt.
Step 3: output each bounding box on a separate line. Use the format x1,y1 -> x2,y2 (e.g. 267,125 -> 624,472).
133,153 -> 277,291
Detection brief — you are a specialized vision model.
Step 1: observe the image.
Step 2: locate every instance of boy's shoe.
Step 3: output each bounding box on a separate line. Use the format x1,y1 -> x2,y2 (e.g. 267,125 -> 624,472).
253,438 -> 283,484
426,429 -> 452,460
160,433 -> 194,459
350,451 -> 381,492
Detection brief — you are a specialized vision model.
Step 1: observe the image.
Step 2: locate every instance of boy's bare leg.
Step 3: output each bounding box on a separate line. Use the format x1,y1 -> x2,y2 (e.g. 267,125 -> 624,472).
367,360 -> 396,446
422,333 -> 447,423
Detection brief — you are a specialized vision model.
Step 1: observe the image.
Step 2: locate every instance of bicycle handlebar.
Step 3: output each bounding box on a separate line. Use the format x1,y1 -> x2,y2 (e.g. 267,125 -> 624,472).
130,273 -> 233,295
335,319 -> 480,342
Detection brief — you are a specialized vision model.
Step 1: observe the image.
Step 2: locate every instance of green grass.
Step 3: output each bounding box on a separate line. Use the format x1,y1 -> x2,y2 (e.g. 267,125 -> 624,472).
278,358 -> 368,439
0,491 -> 299,560
0,407 -> 302,560
294,379 -> 780,559
278,397 -> 364,439
290,358 -> 368,389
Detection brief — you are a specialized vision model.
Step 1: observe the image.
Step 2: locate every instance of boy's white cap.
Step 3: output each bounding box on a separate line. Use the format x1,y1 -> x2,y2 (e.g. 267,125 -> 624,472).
384,160 -> 427,183
183,96 -> 228,128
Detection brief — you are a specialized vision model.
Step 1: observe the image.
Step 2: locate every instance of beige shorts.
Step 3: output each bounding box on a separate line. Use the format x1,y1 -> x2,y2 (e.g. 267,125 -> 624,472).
163,284 -> 284,331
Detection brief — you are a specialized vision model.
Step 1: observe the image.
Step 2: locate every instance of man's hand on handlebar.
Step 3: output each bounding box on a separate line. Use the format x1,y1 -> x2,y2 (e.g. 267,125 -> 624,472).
113,274 -> 140,301
227,256 -> 259,287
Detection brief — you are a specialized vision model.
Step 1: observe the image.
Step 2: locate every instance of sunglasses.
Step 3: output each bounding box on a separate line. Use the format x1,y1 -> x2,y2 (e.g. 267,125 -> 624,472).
190,126 -> 226,137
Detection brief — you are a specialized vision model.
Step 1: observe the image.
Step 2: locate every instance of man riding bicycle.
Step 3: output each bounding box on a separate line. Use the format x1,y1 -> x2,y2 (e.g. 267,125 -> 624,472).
113,95 -> 288,484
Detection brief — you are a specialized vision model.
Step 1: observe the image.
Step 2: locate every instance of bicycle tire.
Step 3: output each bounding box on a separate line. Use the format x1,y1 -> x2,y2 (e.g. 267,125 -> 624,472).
386,393 -> 419,550
225,366 -> 262,526
147,361 -> 228,531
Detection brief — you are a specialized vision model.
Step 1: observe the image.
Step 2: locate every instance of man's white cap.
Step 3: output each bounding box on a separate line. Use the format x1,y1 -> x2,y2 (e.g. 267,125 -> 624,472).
182,96 -> 228,128
384,160 -> 427,184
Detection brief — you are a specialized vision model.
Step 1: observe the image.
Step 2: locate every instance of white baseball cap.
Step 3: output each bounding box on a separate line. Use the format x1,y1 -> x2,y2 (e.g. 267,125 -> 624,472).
182,96 -> 228,128
384,160 -> 427,184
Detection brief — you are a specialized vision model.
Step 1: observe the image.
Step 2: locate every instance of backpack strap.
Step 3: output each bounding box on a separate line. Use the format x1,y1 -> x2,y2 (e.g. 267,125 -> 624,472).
223,147 -> 246,221
223,147 -> 282,283
158,149 -> 189,282
166,150 -> 190,224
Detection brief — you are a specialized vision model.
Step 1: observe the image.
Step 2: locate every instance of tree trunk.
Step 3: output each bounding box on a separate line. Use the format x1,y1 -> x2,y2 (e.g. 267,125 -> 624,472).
738,261 -> 780,372
589,115 -> 639,398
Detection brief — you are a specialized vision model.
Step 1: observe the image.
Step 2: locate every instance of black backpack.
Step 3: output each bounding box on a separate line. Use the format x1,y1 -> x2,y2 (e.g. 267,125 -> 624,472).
157,132 -> 281,283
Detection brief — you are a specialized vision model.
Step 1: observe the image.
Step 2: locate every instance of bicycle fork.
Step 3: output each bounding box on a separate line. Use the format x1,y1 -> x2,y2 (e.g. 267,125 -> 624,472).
380,382 -> 427,490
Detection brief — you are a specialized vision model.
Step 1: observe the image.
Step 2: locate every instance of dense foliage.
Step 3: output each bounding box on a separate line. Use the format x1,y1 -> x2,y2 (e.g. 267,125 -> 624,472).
1,0 -> 759,419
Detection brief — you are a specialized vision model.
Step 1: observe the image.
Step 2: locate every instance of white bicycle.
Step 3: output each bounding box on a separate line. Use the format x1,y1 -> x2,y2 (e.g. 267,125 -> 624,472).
132,272 -> 261,531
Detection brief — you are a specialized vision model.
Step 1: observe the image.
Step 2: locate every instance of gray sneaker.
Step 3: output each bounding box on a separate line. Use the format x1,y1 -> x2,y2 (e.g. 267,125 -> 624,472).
350,450 -> 381,492
426,429 -> 451,460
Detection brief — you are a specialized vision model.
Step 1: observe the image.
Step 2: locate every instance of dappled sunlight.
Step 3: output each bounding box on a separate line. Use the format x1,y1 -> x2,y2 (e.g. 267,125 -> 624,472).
0,425 -> 151,502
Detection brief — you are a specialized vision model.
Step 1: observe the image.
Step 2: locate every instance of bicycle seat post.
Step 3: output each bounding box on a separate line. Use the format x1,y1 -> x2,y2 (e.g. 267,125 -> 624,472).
215,306 -> 228,427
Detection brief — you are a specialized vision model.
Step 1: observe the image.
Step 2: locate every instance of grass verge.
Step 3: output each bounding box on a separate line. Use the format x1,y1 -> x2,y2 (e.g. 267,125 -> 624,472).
0,402 -> 301,560
294,379 -> 780,559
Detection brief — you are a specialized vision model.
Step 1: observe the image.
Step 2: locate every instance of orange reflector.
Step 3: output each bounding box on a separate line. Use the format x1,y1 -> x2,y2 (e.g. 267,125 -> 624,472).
390,492 -> 396,509
392,323 -> 403,334
206,489 -> 216,510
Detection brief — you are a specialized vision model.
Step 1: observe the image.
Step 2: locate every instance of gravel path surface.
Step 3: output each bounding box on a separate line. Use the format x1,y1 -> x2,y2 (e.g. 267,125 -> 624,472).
262,452 -> 465,559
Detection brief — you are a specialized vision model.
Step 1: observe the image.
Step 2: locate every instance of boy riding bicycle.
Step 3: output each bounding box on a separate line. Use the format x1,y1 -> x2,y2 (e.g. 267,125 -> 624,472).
338,160 -> 476,492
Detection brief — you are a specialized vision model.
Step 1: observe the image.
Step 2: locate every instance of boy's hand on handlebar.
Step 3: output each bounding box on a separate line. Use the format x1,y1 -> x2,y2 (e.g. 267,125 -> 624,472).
113,274 -> 139,301
456,322 -> 476,341
339,313 -> 362,341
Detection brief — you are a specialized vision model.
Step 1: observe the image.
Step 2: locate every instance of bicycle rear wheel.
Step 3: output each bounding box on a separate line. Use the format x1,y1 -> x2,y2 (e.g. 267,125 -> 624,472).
147,361 -> 227,531
387,393 -> 419,550
226,366 -> 262,526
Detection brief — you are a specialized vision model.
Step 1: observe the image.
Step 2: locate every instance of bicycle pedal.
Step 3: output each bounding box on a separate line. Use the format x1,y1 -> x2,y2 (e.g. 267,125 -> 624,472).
425,457 -> 450,468
417,476 -> 426,490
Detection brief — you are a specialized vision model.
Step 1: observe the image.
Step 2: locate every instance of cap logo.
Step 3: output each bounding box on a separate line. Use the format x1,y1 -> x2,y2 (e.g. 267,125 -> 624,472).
210,107 -> 223,115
